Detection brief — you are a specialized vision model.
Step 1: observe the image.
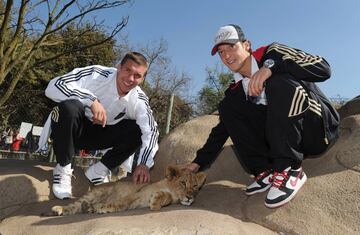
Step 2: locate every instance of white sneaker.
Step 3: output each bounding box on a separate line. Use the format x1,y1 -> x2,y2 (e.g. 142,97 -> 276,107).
245,169 -> 273,195
85,161 -> 111,185
52,163 -> 73,199
265,167 -> 307,208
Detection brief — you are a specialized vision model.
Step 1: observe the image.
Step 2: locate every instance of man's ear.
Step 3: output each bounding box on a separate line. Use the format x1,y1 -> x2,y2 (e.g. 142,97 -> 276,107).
195,172 -> 207,186
243,40 -> 251,52
165,165 -> 181,180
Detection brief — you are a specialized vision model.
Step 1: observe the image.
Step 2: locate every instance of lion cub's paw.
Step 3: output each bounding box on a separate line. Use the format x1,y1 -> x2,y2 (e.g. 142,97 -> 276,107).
149,202 -> 162,210
95,205 -> 115,214
150,195 -> 162,210
150,191 -> 172,210
51,206 -> 64,216
95,207 -> 109,214
180,198 -> 193,206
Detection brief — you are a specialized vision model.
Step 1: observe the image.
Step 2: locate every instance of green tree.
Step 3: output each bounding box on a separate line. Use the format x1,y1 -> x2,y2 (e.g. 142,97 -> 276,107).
141,85 -> 192,138
3,23 -> 119,127
196,66 -> 233,115
29,22 -> 118,85
0,0 -> 130,107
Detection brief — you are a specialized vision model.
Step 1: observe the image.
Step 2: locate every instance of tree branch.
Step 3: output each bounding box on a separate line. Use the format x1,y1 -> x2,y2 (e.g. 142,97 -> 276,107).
0,0 -> 14,59
3,0 -> 29,63
0,47 -> 35,107
0,0 -> 131,107
35,17 -> 128,66
46,0 -> 129,36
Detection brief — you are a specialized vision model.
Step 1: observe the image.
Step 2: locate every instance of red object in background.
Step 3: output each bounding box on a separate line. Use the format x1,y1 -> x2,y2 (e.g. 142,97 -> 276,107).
79,149 -> 90,157
11,131 -> 24,151
11,137 -> 24,151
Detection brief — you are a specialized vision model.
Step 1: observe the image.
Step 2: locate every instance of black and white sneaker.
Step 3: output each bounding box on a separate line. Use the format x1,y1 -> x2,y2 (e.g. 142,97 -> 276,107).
85,161 -> 111,185
265,167 -> 307,208
245,169 -> 273,195
52,163 -> 73,199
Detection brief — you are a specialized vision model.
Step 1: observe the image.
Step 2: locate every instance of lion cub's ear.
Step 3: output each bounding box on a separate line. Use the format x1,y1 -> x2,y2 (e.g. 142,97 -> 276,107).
195,172 -> 207,186
165,165 -> 181,180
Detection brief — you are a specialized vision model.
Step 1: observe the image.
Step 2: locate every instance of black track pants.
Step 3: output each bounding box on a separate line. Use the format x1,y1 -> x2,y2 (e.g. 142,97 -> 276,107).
219,75 -> 327,174
51,99 -> 142,169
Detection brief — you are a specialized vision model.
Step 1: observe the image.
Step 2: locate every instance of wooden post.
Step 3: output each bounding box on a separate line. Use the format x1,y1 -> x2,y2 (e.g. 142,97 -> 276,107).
165,93 -> 174,134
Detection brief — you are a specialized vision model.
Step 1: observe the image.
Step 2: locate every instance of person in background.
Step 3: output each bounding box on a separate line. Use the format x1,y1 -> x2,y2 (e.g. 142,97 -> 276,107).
11,129 -> 24,151
25,127 -> 35,153
5,129 -> 13,151
1,129 -> 8,148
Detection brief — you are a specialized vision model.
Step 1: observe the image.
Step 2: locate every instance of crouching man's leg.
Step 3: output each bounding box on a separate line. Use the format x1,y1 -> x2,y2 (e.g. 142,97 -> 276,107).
51,99 -> 86,199
264,75 -> 326,208
77,119 -> 142,185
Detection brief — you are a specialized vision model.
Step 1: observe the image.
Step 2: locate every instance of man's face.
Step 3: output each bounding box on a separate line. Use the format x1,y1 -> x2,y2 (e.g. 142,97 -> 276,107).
116,59 -> 147,96
217,42 -> 250,72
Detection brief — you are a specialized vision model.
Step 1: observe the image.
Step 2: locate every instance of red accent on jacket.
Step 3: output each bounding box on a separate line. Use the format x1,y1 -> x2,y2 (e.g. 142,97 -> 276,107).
252,46 -> 267,63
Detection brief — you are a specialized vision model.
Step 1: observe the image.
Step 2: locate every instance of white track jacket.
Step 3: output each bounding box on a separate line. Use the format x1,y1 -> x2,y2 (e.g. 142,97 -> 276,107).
38,65 -> 159,169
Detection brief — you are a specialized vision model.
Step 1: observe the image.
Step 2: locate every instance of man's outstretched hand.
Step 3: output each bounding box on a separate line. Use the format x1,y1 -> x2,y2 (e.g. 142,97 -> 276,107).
183,162 -> 200,173
132,164 -> 150,184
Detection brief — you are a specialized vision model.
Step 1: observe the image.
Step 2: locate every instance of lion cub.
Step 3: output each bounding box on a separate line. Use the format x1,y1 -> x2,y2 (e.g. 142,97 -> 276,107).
50,165 -> 206,216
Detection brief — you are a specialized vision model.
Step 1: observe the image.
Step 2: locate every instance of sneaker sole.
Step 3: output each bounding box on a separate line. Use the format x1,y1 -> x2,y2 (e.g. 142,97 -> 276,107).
53,192 -> 72,200
85,169 -> 110,186
264,173 -> 307,208
246,184 -> 271,196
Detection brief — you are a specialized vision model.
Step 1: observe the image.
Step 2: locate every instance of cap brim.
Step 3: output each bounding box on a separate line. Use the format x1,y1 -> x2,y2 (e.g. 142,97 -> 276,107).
211,39 -> 240,56
211,45 -> 219,56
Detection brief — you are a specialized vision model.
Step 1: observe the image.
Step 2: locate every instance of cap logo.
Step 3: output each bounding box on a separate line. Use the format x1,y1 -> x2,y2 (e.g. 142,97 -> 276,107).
211,25 -> 244,55
215,31 -> 232,44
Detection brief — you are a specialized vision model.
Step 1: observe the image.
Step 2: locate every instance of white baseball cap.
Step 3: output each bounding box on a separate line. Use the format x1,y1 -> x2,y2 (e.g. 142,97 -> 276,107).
211,24 -> 245,56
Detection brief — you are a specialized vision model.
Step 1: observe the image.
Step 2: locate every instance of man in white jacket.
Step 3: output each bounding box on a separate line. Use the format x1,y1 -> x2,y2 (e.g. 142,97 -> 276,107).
41,52 -> 159,199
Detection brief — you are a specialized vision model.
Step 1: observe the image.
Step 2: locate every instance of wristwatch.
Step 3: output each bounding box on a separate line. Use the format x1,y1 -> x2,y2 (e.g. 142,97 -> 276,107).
263,59 -> 275,69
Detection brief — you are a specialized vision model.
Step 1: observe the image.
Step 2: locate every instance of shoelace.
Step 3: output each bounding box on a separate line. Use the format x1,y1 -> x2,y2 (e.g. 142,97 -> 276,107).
255,169 -> 272,181
58,172 -> 75,188
271,170 -> 289,188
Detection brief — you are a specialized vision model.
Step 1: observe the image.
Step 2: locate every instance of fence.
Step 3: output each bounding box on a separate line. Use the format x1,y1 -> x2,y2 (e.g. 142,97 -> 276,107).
0,143 -> 103,170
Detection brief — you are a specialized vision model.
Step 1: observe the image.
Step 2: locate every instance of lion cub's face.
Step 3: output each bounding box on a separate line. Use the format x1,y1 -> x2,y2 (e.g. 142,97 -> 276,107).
165,166 -> 207,206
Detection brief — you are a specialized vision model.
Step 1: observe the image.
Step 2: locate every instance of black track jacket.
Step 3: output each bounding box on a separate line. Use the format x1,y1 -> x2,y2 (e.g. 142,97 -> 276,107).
193,43 -> 340,169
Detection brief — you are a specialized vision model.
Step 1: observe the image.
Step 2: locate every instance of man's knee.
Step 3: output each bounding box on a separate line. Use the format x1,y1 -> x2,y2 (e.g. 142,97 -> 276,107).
265,74 -> 296,92
265,75 -> 303,105
120,119 -> 142,146
58,99 -> 84,119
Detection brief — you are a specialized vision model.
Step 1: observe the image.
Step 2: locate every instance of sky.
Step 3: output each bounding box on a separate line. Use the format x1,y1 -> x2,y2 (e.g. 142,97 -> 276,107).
91,0 -> 360,99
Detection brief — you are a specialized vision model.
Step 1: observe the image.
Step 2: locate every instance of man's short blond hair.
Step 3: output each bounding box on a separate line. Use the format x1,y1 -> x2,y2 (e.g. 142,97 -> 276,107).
120,52 -> 148,68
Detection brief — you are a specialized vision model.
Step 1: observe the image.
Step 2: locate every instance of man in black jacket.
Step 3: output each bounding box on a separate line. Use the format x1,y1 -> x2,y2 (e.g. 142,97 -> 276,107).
186,24 -> 339,208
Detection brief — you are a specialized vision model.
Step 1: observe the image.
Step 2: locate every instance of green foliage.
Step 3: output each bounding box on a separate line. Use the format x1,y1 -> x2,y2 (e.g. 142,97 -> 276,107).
196,68 -> 233,115
0,0 -> 129,108
3,23 -> 118,127
28,23 -> 117,85
141,83 -> 192,138
0,1 -> 4,23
